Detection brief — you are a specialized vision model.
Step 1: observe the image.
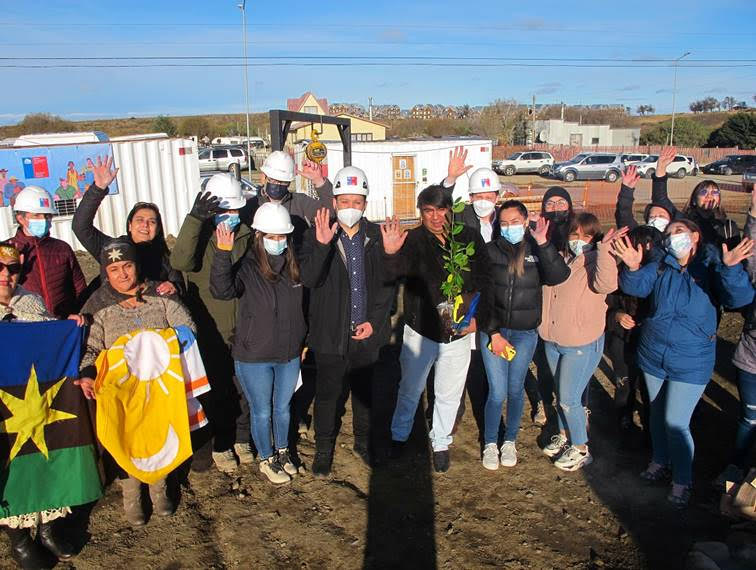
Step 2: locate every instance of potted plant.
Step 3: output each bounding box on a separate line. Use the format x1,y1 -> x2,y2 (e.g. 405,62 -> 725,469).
438,198 -> 476,339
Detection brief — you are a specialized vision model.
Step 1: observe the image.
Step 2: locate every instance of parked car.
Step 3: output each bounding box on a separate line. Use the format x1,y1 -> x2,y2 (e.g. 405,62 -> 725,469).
200,174 -> 258,200
198,146 -> 252,173
702,154 -> 756,176
551,153 -> 623,183
620,153 -> 649,165
634,154 -> 697,179
493,151 -> 554,176
743,167 -> 756,192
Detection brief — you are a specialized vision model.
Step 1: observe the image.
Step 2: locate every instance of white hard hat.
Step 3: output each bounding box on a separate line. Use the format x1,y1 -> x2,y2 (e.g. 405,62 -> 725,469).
252,202 -> 295,235
205,173 -> 246,209
468,167 -> 502,194
261,151 -> 295,183
333,166 -> 369,196
13,186 -> 57,214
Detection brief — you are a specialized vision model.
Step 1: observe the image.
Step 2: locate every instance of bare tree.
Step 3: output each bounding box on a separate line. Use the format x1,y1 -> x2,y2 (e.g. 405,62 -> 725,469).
722,96 -> 737,111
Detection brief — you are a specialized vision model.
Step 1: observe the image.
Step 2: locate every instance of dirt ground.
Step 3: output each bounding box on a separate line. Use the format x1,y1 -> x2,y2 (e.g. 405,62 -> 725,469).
4,203 -> 755,570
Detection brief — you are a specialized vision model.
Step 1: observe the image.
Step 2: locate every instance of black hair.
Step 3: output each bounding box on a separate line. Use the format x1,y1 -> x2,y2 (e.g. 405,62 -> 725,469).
628,225 -> 663,264
126,202 -> 169,256
684,180 -> 727,221
417,184 -> 453,210
499,200 -> 528,219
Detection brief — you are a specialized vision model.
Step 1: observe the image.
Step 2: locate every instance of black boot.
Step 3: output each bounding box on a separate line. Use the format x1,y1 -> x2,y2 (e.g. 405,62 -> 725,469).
352,438 -> 371,467
38,522 -> 75,561
312,451 -> 333,478
5,527 -> 52,570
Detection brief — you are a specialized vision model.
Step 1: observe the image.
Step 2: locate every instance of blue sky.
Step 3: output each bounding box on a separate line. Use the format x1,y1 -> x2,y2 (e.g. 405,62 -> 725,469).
2,0 -> 755,125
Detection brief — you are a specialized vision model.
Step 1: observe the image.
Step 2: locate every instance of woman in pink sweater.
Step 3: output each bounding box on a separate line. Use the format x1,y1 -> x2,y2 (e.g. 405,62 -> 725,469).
539,213 -> 626,471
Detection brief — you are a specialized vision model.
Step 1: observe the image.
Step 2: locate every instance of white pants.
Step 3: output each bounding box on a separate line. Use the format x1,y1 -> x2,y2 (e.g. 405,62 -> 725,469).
391,324 -> 472,451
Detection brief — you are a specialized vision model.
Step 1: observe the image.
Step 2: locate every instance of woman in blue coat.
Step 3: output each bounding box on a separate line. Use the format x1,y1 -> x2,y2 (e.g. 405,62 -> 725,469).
613,218 -> 754,506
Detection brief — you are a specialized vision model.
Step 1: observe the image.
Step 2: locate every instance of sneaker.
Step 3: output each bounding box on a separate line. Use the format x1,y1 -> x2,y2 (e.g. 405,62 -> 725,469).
234,442 -> 256,465
277,448 -> 298,476
532,402 -> 547,426
640,462 -> 672,483
500,441 -> 517,467
212,449 -> 238,474
714,464 -> 745,490
312,451 -> 333,479
433,450 -> 450,473
554,445 -> 593,472
482,443 -> 499,471
667,485 -> 691,508
543,434 -> 568,458
259,457 -> 291,485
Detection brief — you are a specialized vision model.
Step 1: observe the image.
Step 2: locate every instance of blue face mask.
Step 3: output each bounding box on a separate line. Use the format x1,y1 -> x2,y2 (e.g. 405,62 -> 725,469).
215,213 -> 240,231
28,218 -> 51,238
666,232 -> 692,259
500,224 -> 525,244
263,237 -> 287,256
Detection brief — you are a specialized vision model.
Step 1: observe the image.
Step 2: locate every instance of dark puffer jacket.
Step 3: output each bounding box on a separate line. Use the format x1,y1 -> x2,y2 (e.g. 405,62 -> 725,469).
482,235 -> 570,333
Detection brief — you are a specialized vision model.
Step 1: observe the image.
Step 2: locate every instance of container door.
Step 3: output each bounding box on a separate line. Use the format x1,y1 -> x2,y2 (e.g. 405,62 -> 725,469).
392,156 -> 416,219
569,133 -> 583,146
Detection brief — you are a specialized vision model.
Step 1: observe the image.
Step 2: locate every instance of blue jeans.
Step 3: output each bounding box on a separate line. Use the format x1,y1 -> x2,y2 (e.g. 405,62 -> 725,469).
734,368 -> 756,468
480,328 -> 539,444
643,372 -> 707,486
544,335 -> 604,447
234,358 -> 300,460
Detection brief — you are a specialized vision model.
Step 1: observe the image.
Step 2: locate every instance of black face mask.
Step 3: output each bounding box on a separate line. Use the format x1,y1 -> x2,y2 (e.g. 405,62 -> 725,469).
265,182 -> 290,201
544,210 -> 569,224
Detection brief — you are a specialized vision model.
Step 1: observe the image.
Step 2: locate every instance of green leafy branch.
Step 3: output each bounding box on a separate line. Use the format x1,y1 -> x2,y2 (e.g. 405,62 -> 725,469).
440,198 -> 475,303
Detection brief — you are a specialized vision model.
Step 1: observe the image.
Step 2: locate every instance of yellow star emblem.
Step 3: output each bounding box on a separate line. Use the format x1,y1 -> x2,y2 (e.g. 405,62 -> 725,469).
107,248 -> 123,262
0,365 -> 77,463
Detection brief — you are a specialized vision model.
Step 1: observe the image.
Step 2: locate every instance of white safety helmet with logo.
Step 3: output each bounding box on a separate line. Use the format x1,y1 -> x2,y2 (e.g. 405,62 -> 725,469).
252,202 -> 295,234
468,167 -> 502,195
333,166 -> 369,196
204,173 -> 246,209
260,151 -> 296,183
13,186 -> 57,214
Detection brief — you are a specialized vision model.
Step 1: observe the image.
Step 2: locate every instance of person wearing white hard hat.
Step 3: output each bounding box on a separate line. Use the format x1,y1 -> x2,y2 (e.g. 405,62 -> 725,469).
298,166 -> 395,477
210,202 -> 306,485
171,173 -> 256,474
10,185 -> 87,319
258,151 -> 334,247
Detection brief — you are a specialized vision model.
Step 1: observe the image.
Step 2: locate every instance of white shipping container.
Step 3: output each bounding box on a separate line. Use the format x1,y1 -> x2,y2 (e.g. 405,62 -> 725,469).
293,138 -> 493,221
0,137 -> 200,250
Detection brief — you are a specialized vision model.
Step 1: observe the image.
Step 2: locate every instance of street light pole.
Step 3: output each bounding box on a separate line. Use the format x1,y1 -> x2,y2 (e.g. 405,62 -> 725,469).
669,51 -> 691,146
239,1 -> 252,180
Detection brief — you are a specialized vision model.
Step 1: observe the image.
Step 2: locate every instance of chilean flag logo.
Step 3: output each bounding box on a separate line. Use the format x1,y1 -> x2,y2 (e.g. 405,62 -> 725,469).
481,178 -> 491,187
39,198 -> 50,208
346,176 -> 358,186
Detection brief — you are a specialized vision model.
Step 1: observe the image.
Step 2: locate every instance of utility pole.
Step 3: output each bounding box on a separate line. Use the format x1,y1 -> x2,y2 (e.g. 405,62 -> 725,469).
368,97 -> 373,121
238,1 -> 252,180
530,94 -> 536,147
670,51 -> 691,146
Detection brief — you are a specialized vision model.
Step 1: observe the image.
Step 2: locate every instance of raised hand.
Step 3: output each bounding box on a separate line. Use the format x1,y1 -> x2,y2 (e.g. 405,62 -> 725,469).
381,215 -> 408,255
529,216 -> 550,245
93,155 -> 118,189
722,237 -> 754,266
297,158 -> 326,187
656,146 -> 676,177
215,223 -> 234,251
602,226 -> 629,245
612,235 -> 644,270
314,207 -> 338,245
622,165 -> 640,189
446,146 -> 473,184
191,191 -> 221,220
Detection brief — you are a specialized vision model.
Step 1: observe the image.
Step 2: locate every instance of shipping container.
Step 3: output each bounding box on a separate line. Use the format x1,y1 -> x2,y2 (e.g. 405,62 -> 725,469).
0,135 -> 200,250
293,138 -> 493,221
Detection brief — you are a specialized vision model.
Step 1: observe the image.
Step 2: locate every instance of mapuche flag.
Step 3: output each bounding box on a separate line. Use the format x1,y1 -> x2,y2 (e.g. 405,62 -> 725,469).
0,320 -> 102,517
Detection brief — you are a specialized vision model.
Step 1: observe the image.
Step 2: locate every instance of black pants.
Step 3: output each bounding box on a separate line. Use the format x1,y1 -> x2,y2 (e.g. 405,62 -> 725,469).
314,343 -> 378,453
605,330 -> 649,431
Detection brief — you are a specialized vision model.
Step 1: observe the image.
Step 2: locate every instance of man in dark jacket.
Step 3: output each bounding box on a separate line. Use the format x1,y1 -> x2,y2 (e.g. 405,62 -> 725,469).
299,166 -> 395,477
382,184 -> 491,473
11,186 -> 86,318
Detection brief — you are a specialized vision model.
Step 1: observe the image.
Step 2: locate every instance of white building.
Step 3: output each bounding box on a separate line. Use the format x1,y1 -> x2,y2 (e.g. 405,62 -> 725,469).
535,119 -> 640,147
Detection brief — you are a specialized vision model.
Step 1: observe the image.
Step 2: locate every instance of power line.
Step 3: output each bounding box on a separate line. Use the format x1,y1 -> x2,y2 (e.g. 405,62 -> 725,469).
2,63 -> 754,69
2,56 -> 754,62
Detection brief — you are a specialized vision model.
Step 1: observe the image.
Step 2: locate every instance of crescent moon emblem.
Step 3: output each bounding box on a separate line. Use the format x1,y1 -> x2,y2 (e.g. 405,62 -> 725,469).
130,424 -> 180,472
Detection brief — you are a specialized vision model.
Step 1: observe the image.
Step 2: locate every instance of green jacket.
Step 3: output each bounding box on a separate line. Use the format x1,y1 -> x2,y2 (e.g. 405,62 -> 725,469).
170,214 -> 252,344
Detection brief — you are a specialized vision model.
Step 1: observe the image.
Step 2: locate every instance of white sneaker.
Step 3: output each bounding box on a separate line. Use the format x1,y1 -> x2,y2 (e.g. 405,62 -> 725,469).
499,441 -> 517,467
259,457 -> 291,485
482,443 -> 499,471
543,434 -> 568,458
212,449 -> 238,474
234,442 -> 256,465
554,445 -> 593,472
532,402 -> 547,426
277,448 -> 298,476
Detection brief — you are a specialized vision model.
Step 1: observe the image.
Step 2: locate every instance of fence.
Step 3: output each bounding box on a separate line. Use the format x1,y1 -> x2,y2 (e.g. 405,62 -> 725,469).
493,144 -> 756,165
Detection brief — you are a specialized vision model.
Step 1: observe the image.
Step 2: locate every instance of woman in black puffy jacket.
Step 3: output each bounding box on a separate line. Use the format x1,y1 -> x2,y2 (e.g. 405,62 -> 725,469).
478,200 -> 570,470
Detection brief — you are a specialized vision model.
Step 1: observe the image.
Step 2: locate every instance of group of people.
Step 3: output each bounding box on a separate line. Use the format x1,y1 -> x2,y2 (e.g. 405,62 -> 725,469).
1,144 -> 755,568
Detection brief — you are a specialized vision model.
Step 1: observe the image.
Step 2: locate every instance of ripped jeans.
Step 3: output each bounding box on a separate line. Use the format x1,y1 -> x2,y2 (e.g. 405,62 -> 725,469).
734,368 -> 756,468
543,335 -> 605,447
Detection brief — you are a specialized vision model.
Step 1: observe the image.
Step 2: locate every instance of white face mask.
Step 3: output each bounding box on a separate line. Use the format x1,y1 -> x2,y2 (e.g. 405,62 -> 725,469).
336,207 -> 363,228
263,237 -> 287,256
647,216 -> 669,232
666,232 -> 693,259
568,239 -> 591,257
472,199 -> 496,219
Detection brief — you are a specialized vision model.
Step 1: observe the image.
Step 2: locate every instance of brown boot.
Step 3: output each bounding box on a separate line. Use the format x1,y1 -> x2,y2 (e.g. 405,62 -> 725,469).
119,477 -> 145,526
148,478 -> 174,516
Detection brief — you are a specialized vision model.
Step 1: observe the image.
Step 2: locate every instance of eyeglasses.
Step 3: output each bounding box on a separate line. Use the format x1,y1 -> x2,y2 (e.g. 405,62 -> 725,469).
545,199 -> 569,209
0,262 -> 21,274
697,187 -> 720,196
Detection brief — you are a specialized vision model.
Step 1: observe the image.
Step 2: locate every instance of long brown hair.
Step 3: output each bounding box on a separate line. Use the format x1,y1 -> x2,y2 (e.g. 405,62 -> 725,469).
253,232 -> 300,284
498,200 -> 528,278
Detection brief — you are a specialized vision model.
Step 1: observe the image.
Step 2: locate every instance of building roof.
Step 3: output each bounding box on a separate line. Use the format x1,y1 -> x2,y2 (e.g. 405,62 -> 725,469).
289,113 -> 389,132
287,92 -> 329,114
